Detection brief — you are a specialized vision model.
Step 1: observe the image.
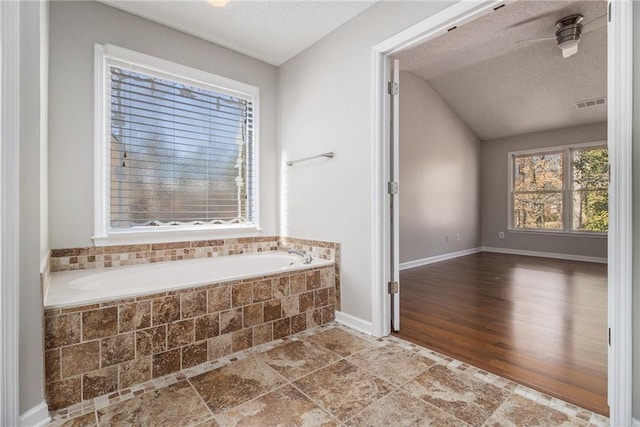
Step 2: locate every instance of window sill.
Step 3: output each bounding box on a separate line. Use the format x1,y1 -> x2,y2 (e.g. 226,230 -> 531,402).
507,229 -> 607,239
92,224 -> 263,247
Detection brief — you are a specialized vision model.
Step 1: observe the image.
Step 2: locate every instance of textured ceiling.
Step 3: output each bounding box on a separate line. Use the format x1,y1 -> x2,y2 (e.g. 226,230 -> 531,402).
97,0 -> 376,66
394,0 -> 607,141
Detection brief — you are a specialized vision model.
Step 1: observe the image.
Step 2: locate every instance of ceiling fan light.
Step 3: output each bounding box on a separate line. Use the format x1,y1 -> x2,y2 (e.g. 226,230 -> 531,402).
561,43 -> 579,58
558,39 -> 580,50
207,0 -> 230,7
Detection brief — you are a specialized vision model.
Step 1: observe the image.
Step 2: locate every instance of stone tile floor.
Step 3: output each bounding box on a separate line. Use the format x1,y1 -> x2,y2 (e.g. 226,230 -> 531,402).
49,323 -> 609,426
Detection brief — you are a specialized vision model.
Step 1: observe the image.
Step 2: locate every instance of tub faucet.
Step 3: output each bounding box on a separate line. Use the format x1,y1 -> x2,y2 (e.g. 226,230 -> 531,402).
287,249 -> 313,264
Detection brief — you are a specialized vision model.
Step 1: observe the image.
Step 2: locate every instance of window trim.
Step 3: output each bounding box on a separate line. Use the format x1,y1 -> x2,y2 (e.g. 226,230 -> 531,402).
93,44 -> 261,246
507,141 -> 607,236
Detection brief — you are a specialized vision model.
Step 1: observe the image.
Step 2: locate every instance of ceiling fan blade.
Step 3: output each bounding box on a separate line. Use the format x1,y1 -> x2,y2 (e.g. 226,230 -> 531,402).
506,11 -> 558,29
515,35 -> 556,44
582,13 -> 607,33
562,44 -> 579,58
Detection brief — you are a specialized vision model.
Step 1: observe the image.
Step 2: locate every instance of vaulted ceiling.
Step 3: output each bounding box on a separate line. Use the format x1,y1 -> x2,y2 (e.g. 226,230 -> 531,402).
394,1 -> 607,141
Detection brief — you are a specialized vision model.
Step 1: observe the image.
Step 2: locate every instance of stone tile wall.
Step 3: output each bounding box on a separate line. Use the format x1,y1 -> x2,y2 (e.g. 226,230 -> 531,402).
44,265 -> 336,410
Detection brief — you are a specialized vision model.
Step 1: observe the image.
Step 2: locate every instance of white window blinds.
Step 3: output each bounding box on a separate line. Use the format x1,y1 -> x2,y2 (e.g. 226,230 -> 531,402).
109,66 -> 255,229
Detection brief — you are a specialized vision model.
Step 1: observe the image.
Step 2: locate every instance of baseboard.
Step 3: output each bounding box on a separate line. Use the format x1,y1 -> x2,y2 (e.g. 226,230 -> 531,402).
481,246 -> 607,264
400,247 -> 482,271
19,401 -> 51,427
334,311 -> 373,335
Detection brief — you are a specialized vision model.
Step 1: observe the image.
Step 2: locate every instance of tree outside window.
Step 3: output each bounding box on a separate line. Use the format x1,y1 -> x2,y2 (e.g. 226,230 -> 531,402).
513,152 -> 563,230
572,147 -> 608,232
510,144 -> 608,234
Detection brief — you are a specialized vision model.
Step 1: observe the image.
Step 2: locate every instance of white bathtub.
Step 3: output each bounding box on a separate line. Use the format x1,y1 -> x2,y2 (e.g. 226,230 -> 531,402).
45,251 -> 333,309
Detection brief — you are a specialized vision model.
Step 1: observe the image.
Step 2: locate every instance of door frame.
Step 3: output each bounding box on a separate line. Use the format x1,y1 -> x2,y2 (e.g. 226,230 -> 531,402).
369,1 -> 633,425
0,0 -> 21,424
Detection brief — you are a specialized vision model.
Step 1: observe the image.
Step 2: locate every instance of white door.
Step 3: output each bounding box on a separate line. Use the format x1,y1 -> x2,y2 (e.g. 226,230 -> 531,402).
389,59 -> 400,331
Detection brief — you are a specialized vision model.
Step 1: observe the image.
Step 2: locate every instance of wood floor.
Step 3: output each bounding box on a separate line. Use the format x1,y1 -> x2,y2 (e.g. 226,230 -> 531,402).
395,252 -> 608,416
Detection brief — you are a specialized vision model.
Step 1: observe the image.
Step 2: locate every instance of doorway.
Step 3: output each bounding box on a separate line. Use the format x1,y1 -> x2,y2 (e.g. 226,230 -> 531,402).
391,0 -> 608,414
370,0 -> 633,425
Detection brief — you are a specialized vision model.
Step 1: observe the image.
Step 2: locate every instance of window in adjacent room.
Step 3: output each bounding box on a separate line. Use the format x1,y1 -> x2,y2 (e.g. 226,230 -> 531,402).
571,146 -> 608,232
509,143 -> 608,234
94,44 -> 260,244
512,151 -> 564,230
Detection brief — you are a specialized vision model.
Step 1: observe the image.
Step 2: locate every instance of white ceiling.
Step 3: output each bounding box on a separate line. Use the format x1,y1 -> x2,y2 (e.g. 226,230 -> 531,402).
97,0 -> 376,66
394,1 -> 607,141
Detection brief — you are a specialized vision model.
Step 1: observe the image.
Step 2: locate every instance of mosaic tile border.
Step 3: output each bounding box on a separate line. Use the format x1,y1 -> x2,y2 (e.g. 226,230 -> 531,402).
50,237 -> 281,272
48,323 -> 609,427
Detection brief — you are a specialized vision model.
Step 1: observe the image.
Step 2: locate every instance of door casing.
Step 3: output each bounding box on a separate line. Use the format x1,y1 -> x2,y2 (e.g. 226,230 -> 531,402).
370,1 -> 633,425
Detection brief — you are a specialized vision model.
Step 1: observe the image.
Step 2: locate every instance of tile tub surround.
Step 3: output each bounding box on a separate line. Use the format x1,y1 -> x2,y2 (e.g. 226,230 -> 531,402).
279,236 -> 341,311
44,265 -> 336,411
48,324 -> 609,426
49,236 -> 342,311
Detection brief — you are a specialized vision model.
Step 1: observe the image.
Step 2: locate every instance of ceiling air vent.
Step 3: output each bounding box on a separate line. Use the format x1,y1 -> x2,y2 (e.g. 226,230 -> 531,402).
575,97 -> 606,109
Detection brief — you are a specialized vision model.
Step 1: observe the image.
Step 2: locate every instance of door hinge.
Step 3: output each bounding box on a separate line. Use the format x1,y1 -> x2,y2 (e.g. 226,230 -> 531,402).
388,281 -> 399,294
608,327 -> 611,346
387,181 -> 399,195
388,81 -> 399,96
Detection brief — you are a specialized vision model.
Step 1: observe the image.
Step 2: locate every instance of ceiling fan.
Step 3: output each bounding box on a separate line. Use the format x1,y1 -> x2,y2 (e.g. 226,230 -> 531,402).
516,13 -> 606,59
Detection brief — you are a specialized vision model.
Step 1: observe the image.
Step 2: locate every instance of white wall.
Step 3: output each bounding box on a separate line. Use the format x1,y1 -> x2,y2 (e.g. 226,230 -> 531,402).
278,1 -> 454,323
40,1 -> 49,265
632,1 -> 640,419
49,1 -> 278,249
480,122 -> 608,259
398,71 -> 480,263
19,0 -> 48,414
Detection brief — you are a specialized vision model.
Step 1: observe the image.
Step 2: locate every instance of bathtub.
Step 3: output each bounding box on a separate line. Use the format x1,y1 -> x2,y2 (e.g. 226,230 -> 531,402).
45,250 -> 333,309
44,249 -> 337,409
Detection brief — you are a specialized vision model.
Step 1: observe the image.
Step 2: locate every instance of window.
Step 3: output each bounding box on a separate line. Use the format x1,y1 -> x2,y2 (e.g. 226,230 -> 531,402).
509,143 -> 608,234
512,151 -> 564,230
94,44 -> 260,245
571,146 -> 608,232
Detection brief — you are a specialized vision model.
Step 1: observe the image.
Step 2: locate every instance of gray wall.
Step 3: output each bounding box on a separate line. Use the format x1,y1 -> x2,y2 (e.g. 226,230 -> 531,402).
49,1 -> 278,249
278,1 -> 454,323
480,122 -> 608,259
19,0 -> 48,414
633,1 -> 639,420
398,71 -> 480,264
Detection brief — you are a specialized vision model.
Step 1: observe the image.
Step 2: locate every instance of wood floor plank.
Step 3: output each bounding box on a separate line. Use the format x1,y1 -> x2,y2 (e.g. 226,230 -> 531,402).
395,252 -> 608,416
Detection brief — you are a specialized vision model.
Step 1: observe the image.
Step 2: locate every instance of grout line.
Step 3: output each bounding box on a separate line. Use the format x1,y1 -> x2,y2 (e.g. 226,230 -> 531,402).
287,377 -> 344,424
339,382 -> 402,425
185,377 -> 217,423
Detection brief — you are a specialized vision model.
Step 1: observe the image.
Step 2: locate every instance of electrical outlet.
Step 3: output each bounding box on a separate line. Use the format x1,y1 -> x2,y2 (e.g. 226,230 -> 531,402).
456,233 -> 460,241
499,232 -> 505,239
